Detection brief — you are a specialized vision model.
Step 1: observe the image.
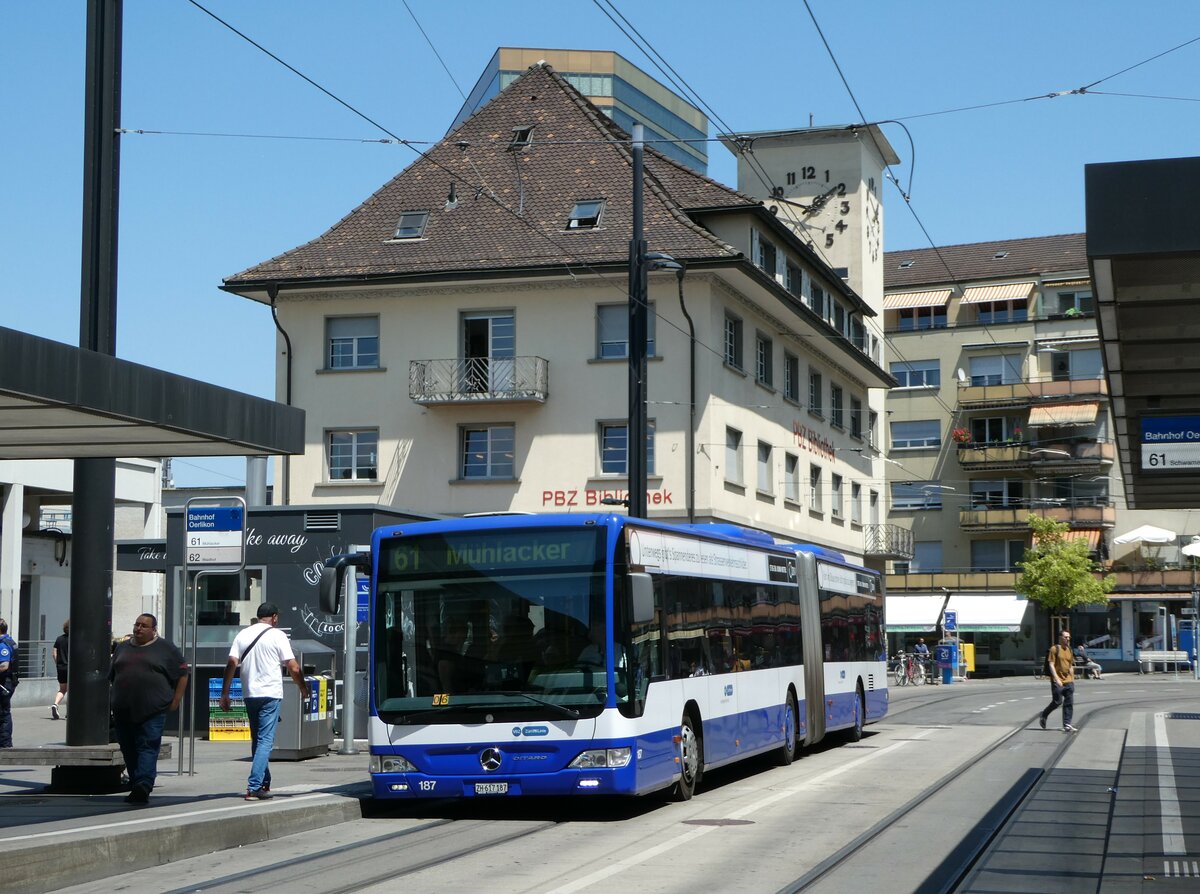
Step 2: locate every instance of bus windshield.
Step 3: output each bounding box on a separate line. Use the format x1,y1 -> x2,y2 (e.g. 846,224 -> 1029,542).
373,526 -> 609,723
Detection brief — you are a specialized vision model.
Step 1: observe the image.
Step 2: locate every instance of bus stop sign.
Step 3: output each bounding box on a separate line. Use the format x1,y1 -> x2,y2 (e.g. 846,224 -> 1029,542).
944,610 -> 957,632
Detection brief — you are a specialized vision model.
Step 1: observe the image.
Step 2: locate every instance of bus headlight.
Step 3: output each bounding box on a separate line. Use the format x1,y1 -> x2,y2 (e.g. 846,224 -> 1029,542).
370,754 -> 416,774
569,747 -> 632,769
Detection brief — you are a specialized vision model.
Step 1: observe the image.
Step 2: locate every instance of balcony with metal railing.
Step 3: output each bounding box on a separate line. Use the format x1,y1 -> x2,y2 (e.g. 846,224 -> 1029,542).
956,375 -> 1107,409
956,438 -> 1115,472
959,501 -> 1116,531
409,357 -> 549,405
863,524 -> 914,560
886,570 -> 1020,592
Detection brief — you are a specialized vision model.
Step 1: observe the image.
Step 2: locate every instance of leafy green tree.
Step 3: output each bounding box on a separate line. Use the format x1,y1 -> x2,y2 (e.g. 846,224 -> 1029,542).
1017,515 -> 1114,652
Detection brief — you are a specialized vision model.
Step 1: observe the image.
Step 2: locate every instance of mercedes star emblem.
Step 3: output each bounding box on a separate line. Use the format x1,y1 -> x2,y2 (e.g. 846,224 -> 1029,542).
480,747 -> 503,772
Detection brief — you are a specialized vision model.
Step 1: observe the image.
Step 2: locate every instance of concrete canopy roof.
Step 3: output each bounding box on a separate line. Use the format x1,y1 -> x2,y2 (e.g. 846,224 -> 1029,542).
0,326 -> 304,460
1086,156 -> 1200,510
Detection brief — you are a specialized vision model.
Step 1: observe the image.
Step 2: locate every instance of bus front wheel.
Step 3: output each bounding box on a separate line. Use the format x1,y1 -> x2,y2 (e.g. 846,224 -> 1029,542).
674,713 -> 703,801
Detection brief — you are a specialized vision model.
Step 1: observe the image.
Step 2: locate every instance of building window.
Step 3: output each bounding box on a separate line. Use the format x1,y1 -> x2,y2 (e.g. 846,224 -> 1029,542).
810,465 -> 823,512
460,424 -> 515,479
755,232 -> 778,277
830,385 -> 844,429
784,453 -> 800,503
891,481 -> 943,510
326,316 -> 379,370
599,420 -> 656,475
850,317 -> 866,351
896,306 -> 946,330
328,430 -> 378,481
783,353 -> 800,402
850,482 -> 862,524
1048,348 -> 1103,381
809,283 -> 826,319
392,210 -> 429,239
976,298 -> 1028,325
833,302 -> 846,335
890,419 -> 941,449
895,541 -> 944,575
724,314 -> 744,369
971,539 -> 1026,572
971,417 -> 1013,443
870,490 -> 880,525
970,479 -> 1024,509
509,125 -> 535,149
891,359 -> 940,389
1057,291 -> 1094,315
868,410 -> 878,449
755,333 -> 773,386
809,369 -> 823,416
831,474 -> 843,518
969,354 -> 1023,386
725,427 -> 743,485
568,199 -> 605,229
757,441 -> 773,494
596,303 -> 655,358
850,397 -> 863,439
786,261 -> 803,298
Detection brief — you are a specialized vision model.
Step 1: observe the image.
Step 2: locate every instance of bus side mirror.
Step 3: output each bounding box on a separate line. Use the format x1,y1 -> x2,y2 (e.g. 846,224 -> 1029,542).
319,564 -> 343,615
630,572 -> 655,624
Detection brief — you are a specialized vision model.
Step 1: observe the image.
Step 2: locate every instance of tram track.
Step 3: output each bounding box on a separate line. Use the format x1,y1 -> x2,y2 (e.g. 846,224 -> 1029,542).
775,691 -> 1178,894
153,815 -> 559,894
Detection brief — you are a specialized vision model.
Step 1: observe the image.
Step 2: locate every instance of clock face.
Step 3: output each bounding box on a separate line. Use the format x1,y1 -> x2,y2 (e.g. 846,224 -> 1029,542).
803,179 -> 851,250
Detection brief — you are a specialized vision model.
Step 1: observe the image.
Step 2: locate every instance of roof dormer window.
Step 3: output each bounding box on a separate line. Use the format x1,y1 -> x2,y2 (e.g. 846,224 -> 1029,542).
509,125 -> 535,150
568,200 -> 605,229
392,211 -> 429,240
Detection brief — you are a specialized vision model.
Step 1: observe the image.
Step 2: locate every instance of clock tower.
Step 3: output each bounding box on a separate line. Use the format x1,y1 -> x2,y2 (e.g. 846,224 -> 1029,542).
720,125 -> 900,313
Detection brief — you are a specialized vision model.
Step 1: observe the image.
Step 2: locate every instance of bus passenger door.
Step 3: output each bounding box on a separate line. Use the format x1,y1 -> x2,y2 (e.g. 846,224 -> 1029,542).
797,554 -> 826,745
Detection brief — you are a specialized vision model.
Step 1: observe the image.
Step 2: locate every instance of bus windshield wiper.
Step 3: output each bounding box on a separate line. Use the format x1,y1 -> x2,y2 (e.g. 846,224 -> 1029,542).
488,691 -> 582,719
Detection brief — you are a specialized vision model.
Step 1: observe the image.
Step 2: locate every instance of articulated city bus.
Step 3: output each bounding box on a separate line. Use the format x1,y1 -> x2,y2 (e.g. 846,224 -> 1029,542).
321,513 -> 886,800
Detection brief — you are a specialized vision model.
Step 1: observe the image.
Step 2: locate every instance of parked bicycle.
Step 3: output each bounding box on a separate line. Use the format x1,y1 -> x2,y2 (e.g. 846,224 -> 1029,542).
892,651 -> 925,686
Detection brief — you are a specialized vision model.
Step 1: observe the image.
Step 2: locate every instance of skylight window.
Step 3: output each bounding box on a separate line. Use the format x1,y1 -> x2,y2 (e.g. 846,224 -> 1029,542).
393,211 -> 429,240
509,126 -> 535,150
568,200 -> 605,230
898,260 -> 915,269
993,251 -> 1010,259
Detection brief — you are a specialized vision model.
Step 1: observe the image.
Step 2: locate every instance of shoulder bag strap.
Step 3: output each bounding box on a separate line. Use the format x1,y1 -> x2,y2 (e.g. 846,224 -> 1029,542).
239,627 -> 272,663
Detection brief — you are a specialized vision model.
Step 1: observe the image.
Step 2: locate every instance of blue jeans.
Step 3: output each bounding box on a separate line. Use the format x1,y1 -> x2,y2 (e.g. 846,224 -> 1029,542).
1042,681 -> 1075,727
245,697 -> 281,792
115,712 -> 167,791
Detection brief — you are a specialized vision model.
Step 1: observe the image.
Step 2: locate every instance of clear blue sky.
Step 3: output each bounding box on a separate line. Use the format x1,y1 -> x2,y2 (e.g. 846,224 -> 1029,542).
3,1 -> 1198,487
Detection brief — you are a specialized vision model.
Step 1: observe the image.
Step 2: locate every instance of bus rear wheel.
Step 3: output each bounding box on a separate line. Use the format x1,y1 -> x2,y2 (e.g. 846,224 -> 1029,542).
674,713 -> 703,801
774,692 -> 798,766
847,686 -> 865,742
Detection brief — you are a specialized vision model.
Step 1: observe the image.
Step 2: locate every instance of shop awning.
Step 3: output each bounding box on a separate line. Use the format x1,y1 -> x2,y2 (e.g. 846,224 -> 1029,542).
886,593 -> 1032,634
883,289 -> 953,310
959,282 -> 1036,305
1032,529 -> 1102,549
1027,402 -> 1099,426
885,595 -> 944,633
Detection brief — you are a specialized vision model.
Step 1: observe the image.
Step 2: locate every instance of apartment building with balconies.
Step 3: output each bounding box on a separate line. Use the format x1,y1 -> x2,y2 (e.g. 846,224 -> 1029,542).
883,234 -> 1195,673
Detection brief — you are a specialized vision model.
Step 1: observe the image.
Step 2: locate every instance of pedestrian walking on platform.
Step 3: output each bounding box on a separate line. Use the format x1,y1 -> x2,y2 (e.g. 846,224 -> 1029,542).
1039,629 -> 1077,732
0,621 -> 17,748
109,614 -> 189,805
220,603 -> 310,801
51,620 -> 69,720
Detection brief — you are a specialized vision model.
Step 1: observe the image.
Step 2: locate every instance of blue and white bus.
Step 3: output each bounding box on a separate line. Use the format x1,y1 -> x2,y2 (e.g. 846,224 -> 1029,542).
320,513 -> 886,800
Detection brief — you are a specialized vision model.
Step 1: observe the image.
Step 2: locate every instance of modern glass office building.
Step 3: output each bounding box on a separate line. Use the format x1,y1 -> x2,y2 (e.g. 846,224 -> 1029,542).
450,47 -> 709,173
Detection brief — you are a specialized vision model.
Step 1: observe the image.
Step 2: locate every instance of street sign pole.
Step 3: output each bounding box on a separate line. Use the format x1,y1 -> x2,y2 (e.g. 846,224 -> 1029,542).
181,497 -> 246,775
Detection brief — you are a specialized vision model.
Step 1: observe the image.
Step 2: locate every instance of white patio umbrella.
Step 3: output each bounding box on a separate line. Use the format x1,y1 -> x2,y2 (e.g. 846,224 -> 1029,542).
1111,524 -> 1178,546
1181,536 -> 1200,559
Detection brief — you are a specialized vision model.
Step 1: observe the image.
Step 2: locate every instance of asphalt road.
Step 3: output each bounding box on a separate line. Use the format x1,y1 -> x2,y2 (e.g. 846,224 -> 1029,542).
52,674 -> 1200,894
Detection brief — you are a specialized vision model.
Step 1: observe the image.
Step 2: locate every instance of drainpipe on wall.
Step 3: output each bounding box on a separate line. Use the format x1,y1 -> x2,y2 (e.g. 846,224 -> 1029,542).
675,265 -> 695,524
268,283 -> 293,506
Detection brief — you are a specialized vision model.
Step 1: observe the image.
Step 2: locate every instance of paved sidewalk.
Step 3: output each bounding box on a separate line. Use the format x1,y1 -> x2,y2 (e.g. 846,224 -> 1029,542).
0,705 -> 370,894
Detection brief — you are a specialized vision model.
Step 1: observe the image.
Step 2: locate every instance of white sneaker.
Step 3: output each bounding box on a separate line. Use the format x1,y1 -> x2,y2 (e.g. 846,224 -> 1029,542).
1063,723 -> 1078,733
50,705 -> 60,720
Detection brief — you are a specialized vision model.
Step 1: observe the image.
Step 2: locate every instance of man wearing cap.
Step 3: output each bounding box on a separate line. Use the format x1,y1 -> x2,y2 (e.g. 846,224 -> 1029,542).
220,603 -> 310,800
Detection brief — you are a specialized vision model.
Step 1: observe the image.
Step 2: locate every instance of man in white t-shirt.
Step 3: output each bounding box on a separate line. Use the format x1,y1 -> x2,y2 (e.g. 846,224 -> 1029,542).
219,603 -> 310,800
